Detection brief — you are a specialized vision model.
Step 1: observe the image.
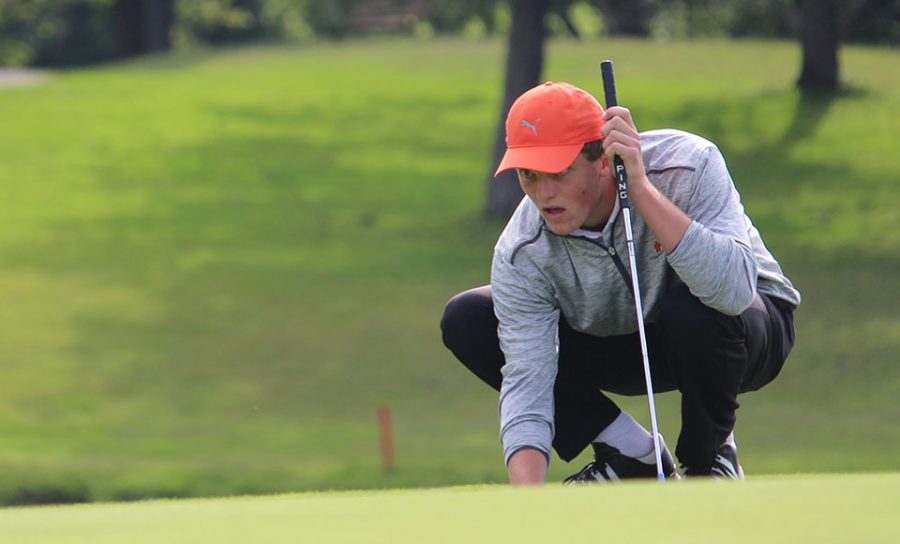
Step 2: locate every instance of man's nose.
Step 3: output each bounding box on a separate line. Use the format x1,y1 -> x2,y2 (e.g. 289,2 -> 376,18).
536,177 -> 555,200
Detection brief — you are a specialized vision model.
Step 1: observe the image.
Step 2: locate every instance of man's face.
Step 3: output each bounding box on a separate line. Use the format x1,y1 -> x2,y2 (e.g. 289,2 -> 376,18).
517,153 -> 612,236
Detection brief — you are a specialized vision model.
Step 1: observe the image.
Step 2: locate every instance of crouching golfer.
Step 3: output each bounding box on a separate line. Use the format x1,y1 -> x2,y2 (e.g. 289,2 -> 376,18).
440,82 -> 800,484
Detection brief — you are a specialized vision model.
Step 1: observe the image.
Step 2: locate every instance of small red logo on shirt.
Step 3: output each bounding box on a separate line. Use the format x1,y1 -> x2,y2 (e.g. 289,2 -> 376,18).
654,241 -> 662,254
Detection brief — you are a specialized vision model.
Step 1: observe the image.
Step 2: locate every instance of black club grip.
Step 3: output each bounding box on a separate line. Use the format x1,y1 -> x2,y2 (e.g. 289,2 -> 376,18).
600,60 -> 618,108
600,59 -> 629,209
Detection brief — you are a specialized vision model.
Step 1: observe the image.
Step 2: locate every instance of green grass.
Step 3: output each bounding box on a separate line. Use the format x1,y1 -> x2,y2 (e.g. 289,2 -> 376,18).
0,474 -> 898,543
0,37 -> 898,502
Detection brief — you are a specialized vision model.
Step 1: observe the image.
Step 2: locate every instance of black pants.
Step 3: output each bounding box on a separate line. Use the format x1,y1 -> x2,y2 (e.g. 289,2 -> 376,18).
440,282 -> 796,471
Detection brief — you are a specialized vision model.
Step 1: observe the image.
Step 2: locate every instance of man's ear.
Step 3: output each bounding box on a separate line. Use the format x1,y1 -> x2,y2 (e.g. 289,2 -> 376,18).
598,154 -> 611,178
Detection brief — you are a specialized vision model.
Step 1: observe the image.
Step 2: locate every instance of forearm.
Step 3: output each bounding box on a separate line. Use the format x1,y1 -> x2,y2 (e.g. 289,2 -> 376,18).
666,222 -> 757,314
507,447 -> 548,485
628,175 -> 692,253
600,107 -> 691,252
629,176 -> 755,313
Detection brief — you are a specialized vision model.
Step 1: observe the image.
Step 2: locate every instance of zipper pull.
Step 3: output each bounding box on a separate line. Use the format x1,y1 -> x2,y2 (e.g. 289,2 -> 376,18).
608,247 -> 616,256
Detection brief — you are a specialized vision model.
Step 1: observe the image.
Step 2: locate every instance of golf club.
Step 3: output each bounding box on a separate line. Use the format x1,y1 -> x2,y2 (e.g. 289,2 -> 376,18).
600,59 -> 666,482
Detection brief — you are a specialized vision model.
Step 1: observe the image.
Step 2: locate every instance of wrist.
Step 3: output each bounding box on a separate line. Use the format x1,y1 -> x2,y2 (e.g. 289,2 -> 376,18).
628,174 -> 653,198
507,447 -> 548,486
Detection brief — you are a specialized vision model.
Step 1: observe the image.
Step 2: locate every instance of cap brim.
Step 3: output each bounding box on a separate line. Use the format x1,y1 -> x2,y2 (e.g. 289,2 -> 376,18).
493,144 -> 584,178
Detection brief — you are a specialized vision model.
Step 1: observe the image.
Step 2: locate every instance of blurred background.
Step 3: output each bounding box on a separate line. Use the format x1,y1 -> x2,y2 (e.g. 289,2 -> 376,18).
0,0 -> 897,505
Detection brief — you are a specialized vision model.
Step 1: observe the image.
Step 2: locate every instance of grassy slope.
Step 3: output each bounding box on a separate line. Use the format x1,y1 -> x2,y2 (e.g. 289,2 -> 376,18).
0,474 -> 898,543
0,38 -> 897,502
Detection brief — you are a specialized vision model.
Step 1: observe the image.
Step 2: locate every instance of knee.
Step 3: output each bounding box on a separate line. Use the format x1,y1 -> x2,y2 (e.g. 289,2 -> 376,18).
656,285 -> 749,390
440,293 -> 467,350
656,284 -> 744,347
440,286 -> 494,351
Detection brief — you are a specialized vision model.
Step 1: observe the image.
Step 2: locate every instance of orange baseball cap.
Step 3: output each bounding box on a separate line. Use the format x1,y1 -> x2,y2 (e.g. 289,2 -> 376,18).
494,81 -> 605,177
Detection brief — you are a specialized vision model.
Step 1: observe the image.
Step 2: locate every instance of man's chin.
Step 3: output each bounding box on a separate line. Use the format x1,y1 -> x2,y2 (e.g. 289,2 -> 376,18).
544,221 -> 575,236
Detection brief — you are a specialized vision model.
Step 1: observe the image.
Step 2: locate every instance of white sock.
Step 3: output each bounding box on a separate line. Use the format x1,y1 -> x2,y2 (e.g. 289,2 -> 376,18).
724,431 -> 737,449
594,411 -> 654,458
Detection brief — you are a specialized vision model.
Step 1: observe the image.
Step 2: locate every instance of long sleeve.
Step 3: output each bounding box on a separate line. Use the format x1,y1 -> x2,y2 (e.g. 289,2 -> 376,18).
666,147 -> 758,315
491,250 -> 559,464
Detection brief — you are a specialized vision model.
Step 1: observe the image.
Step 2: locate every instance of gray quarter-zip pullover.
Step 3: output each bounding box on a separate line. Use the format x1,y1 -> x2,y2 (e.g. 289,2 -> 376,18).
491,129 -> 801,463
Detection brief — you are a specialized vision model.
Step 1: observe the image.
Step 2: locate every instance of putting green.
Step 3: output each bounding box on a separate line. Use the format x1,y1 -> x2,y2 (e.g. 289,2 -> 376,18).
0,473 -> 896,543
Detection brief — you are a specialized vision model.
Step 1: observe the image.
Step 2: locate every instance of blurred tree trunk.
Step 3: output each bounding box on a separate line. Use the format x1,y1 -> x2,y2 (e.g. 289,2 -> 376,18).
143,0 -> 174,53
114,0 -> 143,57
485,0 -> 549,220
589,0 -> 653,36
114,0 -> 173,58
797,0 -> 839,90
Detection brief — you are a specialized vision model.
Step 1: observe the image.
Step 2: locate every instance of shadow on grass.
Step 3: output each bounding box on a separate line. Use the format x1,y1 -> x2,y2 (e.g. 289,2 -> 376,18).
764,86 -> 866,156
660,86 -> 892,252
2,483 -> 91,507
776,89 -> 837,150
671,86 -> 856,157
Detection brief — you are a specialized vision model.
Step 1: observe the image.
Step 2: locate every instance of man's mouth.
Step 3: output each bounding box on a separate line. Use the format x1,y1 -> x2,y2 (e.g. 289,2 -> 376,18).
543,207 -> 565,218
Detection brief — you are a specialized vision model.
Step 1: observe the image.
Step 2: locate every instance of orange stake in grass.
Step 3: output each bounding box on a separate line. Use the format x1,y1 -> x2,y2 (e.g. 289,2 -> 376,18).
376,404 -> 395,472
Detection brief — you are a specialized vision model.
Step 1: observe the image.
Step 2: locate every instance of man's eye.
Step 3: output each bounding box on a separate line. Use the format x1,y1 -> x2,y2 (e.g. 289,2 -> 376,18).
547,168 -> 570,181
518,169 -> 536,180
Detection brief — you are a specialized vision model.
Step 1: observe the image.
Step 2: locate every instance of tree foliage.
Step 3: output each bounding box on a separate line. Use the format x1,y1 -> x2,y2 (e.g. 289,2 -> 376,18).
0,0 -> 115,67
0,0 -> 896,67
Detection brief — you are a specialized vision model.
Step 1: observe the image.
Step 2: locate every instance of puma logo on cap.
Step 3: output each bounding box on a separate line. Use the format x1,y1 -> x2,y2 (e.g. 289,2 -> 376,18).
520,118 -> 541,136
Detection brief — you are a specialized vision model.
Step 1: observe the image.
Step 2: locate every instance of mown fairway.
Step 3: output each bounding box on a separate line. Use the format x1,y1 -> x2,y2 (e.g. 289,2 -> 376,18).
0,473 -> 898,543
0,37 -> 898,502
